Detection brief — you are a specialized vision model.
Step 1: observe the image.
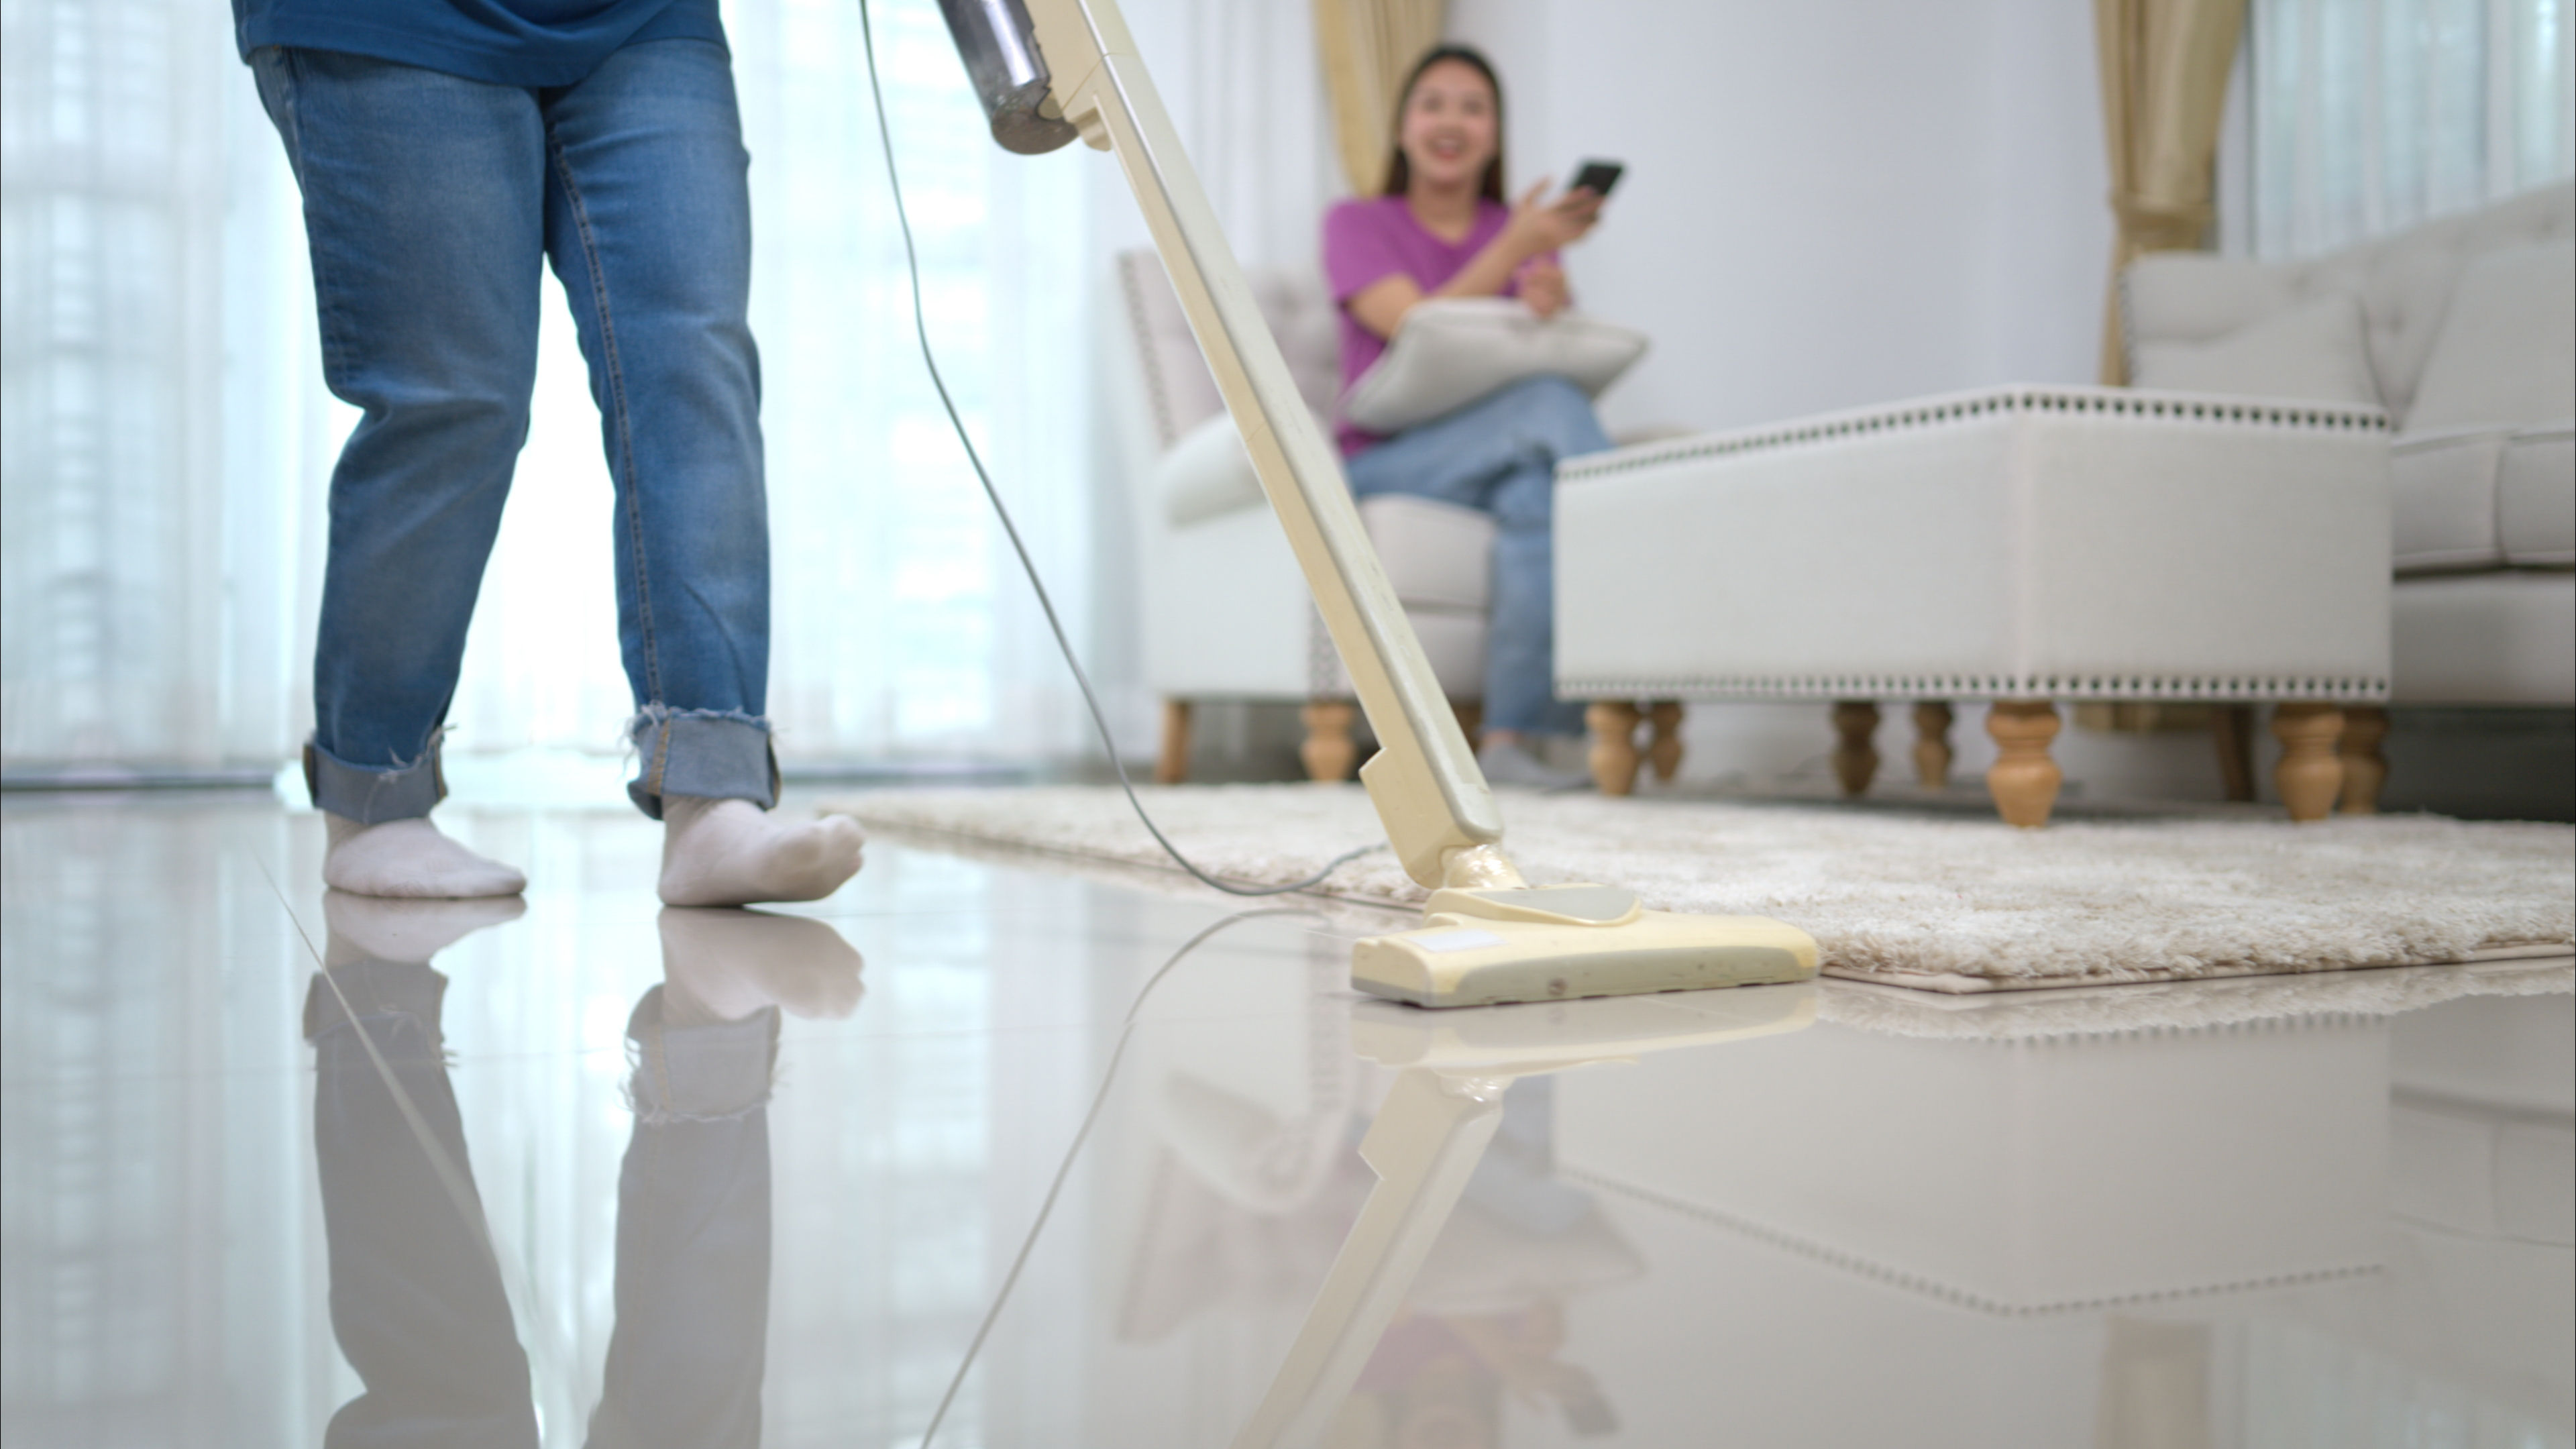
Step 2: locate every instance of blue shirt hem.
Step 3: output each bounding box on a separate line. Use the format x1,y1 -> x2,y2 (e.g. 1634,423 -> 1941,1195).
234,3 -> 726,89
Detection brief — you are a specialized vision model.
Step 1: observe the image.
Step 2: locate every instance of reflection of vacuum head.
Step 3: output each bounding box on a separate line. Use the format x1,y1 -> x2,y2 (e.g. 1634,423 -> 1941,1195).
931,0 -> 1819,1008
1222,985 -> 1817,1448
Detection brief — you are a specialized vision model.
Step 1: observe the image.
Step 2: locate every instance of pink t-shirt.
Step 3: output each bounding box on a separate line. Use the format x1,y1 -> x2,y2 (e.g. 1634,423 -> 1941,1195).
1322,195 -> 1536,456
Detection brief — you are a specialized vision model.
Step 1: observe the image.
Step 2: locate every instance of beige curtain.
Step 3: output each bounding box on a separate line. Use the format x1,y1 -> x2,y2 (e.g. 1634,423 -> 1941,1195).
1313,0 -> 1448,196
2094,0 -> 2244,382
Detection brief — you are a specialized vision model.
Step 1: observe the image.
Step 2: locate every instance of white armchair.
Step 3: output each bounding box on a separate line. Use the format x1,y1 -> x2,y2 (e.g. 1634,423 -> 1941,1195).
1108,249 -> 1496,782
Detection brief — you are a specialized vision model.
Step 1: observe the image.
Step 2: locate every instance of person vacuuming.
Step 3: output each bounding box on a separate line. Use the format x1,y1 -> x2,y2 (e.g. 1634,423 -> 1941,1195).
231,0 -> 863,904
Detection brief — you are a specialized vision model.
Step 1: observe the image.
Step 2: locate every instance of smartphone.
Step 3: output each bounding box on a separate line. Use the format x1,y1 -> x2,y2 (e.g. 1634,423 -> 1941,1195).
1562,1389 -> 1620,1435
1568,159 -> 1625,199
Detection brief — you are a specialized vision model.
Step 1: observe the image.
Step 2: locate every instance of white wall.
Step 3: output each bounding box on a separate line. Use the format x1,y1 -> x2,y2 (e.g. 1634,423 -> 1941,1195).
1449,0 -> 2114,435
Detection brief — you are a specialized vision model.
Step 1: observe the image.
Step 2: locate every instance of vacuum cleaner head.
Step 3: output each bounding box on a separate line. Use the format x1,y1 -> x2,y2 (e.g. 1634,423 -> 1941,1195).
1351,884 -> 1817,1008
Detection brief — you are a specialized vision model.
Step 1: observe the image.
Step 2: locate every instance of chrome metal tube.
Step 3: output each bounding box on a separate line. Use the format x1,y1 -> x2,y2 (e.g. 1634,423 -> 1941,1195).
934,0 -> 1081,154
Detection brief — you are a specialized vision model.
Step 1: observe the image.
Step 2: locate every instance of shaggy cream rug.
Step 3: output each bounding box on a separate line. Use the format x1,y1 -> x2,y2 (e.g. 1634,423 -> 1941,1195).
819,786 -> 2575,994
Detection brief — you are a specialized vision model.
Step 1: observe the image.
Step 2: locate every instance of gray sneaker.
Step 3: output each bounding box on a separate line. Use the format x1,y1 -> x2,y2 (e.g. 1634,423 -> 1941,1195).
1477,737 -> 1594,792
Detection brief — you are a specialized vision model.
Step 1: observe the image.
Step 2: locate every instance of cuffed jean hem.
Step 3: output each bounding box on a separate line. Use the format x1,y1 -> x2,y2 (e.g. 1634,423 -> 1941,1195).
306,737 -> 447,824
627,708 -> 779,820
624,985 -> 780,1123
303,960 -> 449,1047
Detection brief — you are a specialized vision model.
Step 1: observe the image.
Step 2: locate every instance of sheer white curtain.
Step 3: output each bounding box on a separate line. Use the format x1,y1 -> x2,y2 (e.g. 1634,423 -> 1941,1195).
3,0 -> 1116,776
1,0 -> 332,776
1074,0 -> 1341,751
460,0 -> 1104,767
2249,0 -> 2575,257
1114,0 -> 1342,270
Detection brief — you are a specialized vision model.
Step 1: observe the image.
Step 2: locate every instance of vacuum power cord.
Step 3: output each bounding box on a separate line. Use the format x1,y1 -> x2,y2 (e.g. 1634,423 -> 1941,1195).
855,0 -> 1374,898
912,906 -> 1326,1446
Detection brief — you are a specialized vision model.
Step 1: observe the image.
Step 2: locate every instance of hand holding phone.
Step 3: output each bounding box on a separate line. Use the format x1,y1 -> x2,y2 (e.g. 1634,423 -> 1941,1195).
1568,159 -> 1625,199
1509,160 -> 1619,254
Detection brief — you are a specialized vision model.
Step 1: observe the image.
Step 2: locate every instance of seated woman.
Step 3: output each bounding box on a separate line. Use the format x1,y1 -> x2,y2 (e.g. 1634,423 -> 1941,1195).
1324,44 -> 1612,790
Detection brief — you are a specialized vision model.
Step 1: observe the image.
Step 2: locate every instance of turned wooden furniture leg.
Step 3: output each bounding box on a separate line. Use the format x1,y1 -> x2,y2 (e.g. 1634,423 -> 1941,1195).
2338,705 -> 2389,815
1587,700 -> 1644,796
1155,698 -> 1193,785
2212,703 -> 2257,802
1646,700 -> 1685,784
1912,701 -> 1954,790
1452,700 -> 1484,753
1301,700 -> 1358,783
1984,700 -> 2063,828
2270,703 -> 2345,822
1831,701 -> 1880,798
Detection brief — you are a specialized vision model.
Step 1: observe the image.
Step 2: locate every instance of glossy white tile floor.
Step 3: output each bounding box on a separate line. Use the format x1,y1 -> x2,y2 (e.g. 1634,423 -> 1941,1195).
3,789 -> 2570,1449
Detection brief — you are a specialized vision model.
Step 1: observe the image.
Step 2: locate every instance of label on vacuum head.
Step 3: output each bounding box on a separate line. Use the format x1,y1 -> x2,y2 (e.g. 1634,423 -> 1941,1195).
1411,929 -> 1506,953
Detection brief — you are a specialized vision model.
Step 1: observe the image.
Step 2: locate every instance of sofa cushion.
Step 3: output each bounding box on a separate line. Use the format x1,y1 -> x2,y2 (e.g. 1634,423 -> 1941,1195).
1118,250 -> 1343,449
1157,411 -> 1269,527
2392,572 -> 2576,705
2131,292 -> 2380,405
2404,241 -> 2576,431
2391,427 -> 2508,574
1342,299 -> 1646,435
2499,422 -> 2576,567
1356,494 -> 1495,612
1157,415 -> 1499,612
2359,184 -> 2573,417
2122,253 -> 2299,345
1402,607 -> 1489,700
2118,182 -> 2575,417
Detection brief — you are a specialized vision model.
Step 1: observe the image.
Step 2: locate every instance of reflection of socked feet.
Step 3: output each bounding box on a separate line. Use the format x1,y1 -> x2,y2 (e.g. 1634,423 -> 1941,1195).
323,814 -> 526,899
1477,737 -> 1594,792
658,907 -> 865,1022
323,890 -> 526,967
657,796 -> 864,908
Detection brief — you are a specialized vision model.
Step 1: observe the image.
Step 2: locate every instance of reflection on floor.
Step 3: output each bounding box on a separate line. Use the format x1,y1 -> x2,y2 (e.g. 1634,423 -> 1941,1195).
2,790 -> 2569,1448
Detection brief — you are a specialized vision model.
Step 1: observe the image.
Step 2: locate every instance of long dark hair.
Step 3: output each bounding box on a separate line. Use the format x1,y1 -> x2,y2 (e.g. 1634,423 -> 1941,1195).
1379,44 -> 1505,202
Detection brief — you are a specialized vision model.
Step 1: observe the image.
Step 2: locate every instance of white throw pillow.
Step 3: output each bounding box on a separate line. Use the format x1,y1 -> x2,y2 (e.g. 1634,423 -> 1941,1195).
1156,411 -> 1267,527
2404,241 -> 2576,432
2131,292 -> 2382,406
1342,297 -> 1647,435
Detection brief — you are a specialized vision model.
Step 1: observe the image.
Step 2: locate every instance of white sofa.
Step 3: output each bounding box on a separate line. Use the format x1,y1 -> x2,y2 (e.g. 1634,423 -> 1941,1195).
1108,250 -> 1497,782
2124,182 -> 2575,710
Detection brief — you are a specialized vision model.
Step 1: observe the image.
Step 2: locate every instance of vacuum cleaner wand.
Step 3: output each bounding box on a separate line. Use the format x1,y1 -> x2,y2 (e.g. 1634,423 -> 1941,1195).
932,0 -> 1818,1006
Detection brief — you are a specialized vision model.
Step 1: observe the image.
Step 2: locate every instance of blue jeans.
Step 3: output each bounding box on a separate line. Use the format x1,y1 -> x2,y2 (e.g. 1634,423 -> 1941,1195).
252,42 -> 775,822
1345,375 -> 1612,737
307,968 -> 774,1449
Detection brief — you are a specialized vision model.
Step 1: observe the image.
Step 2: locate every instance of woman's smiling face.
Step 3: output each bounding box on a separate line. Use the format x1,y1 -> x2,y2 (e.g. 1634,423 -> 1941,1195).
1398,58 -> 1497,194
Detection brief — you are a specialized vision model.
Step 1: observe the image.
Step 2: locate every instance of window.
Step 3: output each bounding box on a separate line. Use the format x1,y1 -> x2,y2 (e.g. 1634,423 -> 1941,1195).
2247,0 -> 2575,257
0,0 -> 1100,774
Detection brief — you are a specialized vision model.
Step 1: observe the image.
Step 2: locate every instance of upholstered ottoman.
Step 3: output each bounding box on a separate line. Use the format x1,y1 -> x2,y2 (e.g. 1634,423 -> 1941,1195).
1554,386 -> 2393,825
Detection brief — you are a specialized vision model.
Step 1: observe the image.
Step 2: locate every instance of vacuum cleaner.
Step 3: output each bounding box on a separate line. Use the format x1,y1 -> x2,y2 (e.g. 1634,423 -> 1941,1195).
932,0 -> 1817,1008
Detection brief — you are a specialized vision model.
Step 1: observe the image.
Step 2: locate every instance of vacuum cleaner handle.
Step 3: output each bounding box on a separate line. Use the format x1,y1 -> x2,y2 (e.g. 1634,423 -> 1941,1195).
945,0 -> 1518,890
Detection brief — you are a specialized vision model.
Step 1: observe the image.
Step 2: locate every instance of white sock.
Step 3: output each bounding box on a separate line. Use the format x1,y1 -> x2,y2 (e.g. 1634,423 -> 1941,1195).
1477,735 -> 1593,791
323,814 -> 527,899
657,796 -> 865,908
657,907 -> 866,1023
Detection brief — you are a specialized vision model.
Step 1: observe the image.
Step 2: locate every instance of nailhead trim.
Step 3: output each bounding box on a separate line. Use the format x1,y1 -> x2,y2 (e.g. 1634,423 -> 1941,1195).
1560,673 -> 2390,702
1556,384 -> 2391,484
